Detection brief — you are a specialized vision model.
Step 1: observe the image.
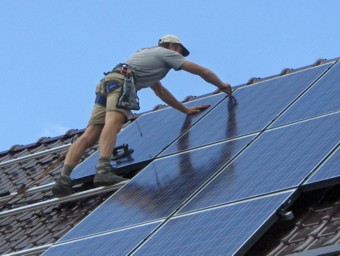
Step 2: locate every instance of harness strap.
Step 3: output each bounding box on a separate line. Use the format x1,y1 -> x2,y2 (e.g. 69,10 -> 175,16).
104,63 -> 136,82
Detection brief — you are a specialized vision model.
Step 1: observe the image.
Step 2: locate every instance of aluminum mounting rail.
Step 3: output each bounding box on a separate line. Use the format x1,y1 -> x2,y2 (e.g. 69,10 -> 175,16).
0,180 -> 128,218
0,144 -> 71,168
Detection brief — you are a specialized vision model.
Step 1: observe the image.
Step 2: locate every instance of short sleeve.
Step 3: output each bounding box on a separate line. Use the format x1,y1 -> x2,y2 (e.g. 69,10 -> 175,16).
162,50 -> 187,71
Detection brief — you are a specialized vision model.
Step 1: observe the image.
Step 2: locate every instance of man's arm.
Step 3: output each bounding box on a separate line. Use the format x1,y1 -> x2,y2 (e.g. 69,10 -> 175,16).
180,61 -> 232,95
151,81 -> 209,115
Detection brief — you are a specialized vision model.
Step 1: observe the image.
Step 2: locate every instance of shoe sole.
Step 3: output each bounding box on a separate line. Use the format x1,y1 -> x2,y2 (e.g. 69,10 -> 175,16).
52,185 -> 72,197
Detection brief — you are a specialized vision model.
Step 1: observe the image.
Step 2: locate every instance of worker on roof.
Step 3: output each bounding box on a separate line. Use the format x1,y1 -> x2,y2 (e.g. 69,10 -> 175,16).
52,34 -> 232,197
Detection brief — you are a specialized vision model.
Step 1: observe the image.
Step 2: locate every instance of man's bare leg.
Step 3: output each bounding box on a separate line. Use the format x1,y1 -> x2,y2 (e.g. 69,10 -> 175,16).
98,111 -> 126,158
94,111 -> 127,186
61,124 -> 103,176
52,124 -> 103,197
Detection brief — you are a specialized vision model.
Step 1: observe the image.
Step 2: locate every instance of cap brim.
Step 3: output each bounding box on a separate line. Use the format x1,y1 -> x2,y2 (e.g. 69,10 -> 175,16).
182,45 -> 190,57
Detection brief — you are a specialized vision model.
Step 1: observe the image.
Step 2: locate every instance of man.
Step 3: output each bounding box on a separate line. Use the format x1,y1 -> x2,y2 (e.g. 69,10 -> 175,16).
52,34 -> 232,197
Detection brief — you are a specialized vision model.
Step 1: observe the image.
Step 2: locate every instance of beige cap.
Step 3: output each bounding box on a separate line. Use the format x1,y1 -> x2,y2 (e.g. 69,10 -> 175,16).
158,34 -> 190,57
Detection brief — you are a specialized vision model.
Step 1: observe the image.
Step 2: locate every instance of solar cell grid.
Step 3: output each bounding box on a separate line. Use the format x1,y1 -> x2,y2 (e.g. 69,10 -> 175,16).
304,147 -> 340,187
181,113 -> 340,213
61,135 -> 253,242
161,63 -> 332,156
43,222 -> 158,256
272,62 -> 340,127
134,191 -> 293,256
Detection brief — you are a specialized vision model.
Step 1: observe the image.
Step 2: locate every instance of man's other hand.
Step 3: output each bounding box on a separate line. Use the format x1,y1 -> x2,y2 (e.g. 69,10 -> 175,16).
185,104 -> 210,115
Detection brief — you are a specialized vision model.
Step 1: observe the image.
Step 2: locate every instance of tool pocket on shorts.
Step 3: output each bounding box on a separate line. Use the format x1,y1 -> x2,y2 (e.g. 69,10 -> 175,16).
94,81 -> 107,106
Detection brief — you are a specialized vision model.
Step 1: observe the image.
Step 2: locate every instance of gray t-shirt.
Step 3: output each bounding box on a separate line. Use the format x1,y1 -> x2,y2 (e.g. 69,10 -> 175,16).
125,46 -> 187,90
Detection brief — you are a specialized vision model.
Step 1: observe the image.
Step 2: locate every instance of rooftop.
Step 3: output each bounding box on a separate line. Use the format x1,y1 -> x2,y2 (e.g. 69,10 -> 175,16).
1,57 -> 339,255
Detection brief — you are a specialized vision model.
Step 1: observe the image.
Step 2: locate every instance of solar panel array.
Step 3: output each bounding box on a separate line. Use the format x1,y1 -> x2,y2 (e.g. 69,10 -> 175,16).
44,61 -> 340,255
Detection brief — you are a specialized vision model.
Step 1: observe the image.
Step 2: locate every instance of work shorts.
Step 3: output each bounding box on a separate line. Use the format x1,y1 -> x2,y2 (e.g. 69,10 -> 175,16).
88,72 -> 131,126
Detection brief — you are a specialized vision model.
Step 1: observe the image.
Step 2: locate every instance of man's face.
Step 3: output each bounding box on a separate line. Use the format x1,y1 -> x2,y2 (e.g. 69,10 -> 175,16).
170,43 -> 184,56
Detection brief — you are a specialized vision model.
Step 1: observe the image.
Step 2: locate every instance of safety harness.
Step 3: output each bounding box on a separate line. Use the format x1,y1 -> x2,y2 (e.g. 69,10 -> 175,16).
95,63 -> 140,110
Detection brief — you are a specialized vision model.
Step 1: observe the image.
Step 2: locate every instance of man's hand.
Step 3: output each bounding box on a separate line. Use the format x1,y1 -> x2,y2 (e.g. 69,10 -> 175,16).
185,104 -> 210,115
219,82 -> 232,95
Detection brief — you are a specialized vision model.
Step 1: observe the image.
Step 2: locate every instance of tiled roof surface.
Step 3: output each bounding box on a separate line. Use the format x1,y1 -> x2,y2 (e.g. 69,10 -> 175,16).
0,130 -> 115,255
1,58 -> 339,255
247,184 -> 340,255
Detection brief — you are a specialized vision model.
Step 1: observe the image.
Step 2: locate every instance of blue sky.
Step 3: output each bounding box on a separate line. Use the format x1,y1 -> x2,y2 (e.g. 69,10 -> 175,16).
0,0 -> 339,152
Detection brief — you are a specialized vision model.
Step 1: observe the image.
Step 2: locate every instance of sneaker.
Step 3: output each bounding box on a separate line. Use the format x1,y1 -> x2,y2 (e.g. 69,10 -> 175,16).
52,176 -> 72,197
93,162 -> 127,187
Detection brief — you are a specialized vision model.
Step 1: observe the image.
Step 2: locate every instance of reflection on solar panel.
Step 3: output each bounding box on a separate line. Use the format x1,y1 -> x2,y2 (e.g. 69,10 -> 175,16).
181,113 -> 339,213
133,191 -> 293,256
61,136 -> 253,241
44,222 -> 159,256
161,63 -> 332,156
303,147 -> 340,188
70,151 -> 99,180
71,93 -> 226,179
273,62 -> 340,127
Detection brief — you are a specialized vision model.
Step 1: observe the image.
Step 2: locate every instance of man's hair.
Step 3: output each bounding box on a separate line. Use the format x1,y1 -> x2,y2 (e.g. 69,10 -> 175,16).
158,42 -> 171,49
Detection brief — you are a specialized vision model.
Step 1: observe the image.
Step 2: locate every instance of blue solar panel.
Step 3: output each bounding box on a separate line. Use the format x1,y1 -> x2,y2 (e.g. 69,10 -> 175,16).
181,113 -> 340,213
161,63 -> 332,156
70,93 -> 226,179
61,136 -> 253,242
133,191 -> 293,256
273,62 -> 340,127
51,61 -> 339,256
43,222 -> 158,256
70,151 -> 99,180
303,147 -> 340,187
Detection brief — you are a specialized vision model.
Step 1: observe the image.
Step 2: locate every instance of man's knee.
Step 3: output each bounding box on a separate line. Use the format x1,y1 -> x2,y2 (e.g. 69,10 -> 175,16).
79,125 -> 103,147
105,111 -> 126,132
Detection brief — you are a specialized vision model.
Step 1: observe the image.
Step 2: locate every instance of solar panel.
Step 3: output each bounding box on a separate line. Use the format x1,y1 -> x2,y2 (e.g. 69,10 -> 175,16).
133,191 -> 293,256
181,113 -> 340,213
43,222 -> 159,256
46,192 -> 293,256
70,93 -> 226,179
161,63 -> 332,156
272,62 -> 340,127
303,147 -> 340,188
61,135 -> 254,242
49,61 -> 339,256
